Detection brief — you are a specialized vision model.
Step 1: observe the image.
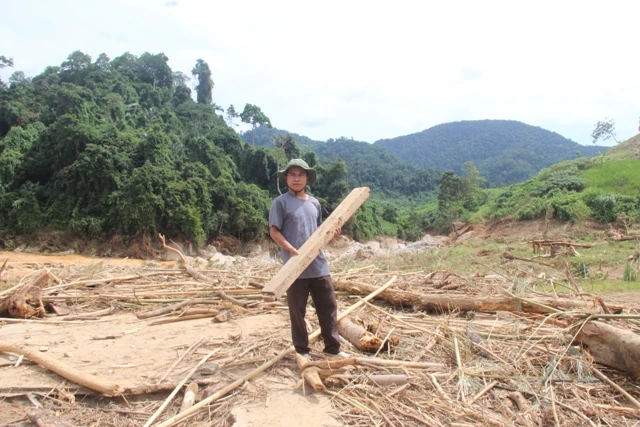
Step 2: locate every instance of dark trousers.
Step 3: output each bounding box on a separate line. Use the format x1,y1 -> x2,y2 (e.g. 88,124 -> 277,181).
287,275 -> 341,355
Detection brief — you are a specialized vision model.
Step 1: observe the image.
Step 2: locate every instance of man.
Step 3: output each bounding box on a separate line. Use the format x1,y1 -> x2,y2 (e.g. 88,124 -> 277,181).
268,158 -> 347,360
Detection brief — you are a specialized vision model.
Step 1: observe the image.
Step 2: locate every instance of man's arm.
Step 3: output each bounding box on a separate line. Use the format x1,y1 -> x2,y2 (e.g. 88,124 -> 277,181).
269,225 -> 299,256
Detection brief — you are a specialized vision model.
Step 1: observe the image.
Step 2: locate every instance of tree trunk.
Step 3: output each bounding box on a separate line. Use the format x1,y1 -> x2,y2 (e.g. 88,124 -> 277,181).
573,320 -> 640,376
338,317 -> 384,352
333,280 -> 621,315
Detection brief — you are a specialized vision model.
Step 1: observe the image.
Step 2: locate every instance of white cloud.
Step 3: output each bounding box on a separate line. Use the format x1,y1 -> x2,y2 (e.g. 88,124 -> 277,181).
2,0 -> 638,145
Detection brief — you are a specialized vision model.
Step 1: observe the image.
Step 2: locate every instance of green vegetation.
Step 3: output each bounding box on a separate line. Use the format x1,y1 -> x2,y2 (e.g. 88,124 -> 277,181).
375,119 -> 608,186
0,51 -> 356,248
1,50 -> 638,253
581,159 -> 640,195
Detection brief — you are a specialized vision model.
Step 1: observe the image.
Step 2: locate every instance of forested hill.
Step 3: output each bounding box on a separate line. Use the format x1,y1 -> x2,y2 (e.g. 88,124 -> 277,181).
242,126 -> 438,198
374,120 -> 609,186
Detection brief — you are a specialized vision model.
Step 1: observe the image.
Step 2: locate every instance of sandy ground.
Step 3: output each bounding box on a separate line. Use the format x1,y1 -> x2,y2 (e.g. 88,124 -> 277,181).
0,251 -> 344,427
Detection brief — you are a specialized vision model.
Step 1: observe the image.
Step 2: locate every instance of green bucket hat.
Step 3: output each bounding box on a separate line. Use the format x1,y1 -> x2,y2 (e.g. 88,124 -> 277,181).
277,158 -> 317,185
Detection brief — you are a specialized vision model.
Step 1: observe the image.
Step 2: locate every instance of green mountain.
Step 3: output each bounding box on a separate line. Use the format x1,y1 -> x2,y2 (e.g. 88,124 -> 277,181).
374,120 -> 609,186
241,126 -> 438,198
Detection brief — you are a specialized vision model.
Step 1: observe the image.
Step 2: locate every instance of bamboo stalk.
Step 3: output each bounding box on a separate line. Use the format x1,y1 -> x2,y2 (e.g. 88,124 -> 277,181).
592,367 -> 640,409
143,348 -> 219,427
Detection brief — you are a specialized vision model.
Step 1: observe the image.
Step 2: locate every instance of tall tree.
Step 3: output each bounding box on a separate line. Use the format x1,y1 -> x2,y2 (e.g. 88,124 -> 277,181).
191,59 -> 213,104
240,103 -> 272,144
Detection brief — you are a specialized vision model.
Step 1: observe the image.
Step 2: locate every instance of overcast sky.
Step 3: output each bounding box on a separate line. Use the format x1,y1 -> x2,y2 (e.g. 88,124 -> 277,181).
2,0 -> 637,146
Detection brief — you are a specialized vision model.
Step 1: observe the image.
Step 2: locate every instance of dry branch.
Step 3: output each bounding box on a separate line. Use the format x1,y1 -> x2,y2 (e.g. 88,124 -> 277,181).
0,341 -> 122,396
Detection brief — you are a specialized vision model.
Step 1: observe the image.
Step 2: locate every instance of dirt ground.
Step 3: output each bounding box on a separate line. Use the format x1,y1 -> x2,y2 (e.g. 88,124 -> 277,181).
0,251 -> 348,427
1,219 -> 639,426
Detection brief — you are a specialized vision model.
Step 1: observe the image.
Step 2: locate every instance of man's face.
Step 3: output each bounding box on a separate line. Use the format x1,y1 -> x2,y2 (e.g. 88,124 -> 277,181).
286,166 -> 308,191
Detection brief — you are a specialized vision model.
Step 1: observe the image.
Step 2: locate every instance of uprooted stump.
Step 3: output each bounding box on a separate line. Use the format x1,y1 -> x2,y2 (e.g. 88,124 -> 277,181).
0,271 -> 52,319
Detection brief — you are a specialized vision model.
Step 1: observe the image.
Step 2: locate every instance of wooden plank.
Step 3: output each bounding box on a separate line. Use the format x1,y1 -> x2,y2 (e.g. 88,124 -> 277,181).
262,187 -> 370,301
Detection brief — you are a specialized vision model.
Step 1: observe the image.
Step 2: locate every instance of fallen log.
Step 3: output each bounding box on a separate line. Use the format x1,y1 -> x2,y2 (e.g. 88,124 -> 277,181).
338,317 -> 384,352
0,271 -> 52,318
0,341 -> 122,396
333,280 -> 622,315
572,320 -> 640,377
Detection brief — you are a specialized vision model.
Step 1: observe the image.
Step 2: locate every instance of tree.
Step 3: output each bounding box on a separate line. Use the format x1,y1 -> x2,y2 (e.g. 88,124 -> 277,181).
60,51 -> 92,85
592,118 -> 619,144
240,103 -> 272,144
191,59 -> 213,104
226,104 -> 239,127
138,52 -> 173,88
274,134 -> 300,160
0,55 -> 14,85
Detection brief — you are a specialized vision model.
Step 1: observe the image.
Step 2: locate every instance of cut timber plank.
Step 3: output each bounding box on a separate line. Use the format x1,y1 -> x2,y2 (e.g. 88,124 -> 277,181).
262,187 -> 370,301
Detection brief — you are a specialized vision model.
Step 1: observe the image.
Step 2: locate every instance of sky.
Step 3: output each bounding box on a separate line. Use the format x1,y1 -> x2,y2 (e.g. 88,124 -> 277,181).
1,0 -> 638,146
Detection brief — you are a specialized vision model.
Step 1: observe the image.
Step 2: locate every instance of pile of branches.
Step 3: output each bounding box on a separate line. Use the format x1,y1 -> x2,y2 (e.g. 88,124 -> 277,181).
1,245 -> 640,426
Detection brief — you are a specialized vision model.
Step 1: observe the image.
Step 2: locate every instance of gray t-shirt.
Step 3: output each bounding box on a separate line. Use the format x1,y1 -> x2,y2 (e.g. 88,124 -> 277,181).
268,192 -> 330,279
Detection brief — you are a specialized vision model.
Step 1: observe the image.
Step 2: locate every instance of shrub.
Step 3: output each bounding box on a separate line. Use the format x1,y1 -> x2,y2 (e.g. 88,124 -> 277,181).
515,197 -> 549,220
582,189 -> 640,223
550,193 -> 591,223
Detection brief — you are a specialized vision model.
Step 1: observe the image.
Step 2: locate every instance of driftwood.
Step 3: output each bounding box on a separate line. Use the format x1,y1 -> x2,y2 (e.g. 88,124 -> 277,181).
158,234 -> 216,284
0,271 -> 52,318
338,317 -> 384,352
27,409 -> 71,427
179,382 -> 198,412
573,320 -> 640,376
136,299 -> 195,319
0,341 -> 122,396
333,280 -> 622,314
295,353 -> 325,391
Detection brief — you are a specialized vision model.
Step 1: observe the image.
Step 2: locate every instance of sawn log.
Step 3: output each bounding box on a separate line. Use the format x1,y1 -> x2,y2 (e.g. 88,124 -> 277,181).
262,187 -> 370,301
333,280 -> 622,315
573,320 -> 640,377
338,317 -> 384,352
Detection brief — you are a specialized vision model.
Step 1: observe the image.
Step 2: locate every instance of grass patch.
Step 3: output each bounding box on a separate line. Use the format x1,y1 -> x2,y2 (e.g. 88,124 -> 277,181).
580,159 -> 640,195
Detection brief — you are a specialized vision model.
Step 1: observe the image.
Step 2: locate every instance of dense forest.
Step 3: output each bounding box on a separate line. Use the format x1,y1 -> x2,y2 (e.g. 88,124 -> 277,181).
240,125 -> 439,199
0,51 -> 442,250
0,51 -> 364,249
375,120 -> 609,186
